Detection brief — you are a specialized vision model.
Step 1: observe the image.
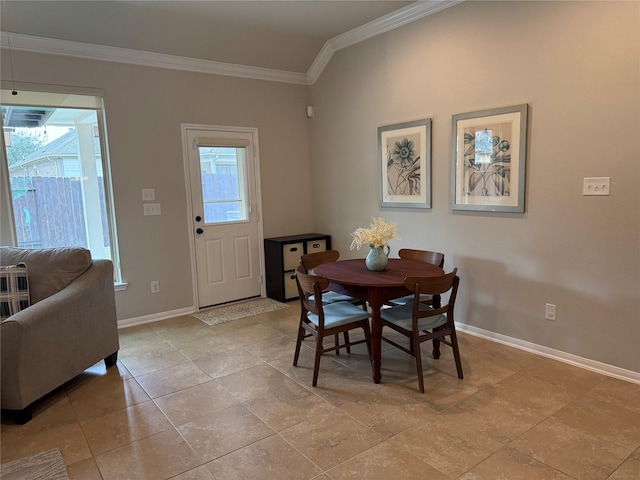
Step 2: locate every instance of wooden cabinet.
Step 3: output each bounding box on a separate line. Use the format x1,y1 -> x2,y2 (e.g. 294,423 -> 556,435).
264,233 -> 331,302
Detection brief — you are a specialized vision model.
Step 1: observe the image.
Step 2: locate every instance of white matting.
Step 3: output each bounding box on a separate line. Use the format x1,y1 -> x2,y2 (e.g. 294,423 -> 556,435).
193,297 -> 288,326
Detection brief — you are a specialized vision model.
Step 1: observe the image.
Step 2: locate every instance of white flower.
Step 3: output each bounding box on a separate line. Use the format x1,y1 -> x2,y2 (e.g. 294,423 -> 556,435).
350,217 -> 399,250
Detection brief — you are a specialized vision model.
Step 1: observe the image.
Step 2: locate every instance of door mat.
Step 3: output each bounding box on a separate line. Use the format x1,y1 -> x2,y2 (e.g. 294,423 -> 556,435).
0,448 -> 70,480
193,297 -> 289,326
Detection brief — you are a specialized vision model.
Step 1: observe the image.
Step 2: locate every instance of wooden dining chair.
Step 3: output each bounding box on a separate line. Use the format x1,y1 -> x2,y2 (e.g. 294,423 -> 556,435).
300,249 -> 367,354
380,269 -> 462,393
387,248 -> 445,307
293,265 -> 372,386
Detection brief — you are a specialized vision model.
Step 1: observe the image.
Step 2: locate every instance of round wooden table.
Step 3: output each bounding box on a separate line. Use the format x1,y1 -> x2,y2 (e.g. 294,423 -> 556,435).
313,258 -> 444,383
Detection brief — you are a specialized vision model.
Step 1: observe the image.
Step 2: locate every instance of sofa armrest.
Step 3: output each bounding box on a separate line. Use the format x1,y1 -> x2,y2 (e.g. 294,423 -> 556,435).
1,260 -> 119,410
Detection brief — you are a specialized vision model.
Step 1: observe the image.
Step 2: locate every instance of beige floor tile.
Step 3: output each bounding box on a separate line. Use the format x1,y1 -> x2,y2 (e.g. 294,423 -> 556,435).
301,365 -> 383,407
490,372 -> 582,416
117,326 -> 166,355
469,341 -> 543,372
244,334 -> 303,362
217,363 -> 299,402
280,410 -> 383,471
194,347 -> 264,379
94,429 -> 202,480
339,384 -> 440,438
154,379 -> 239,426
204,434 -> 322,480
585,377 -> 640,415
396,369 -> 479,411
176,404 -> 274,462
388,414 -> 503,478
521,357 -> 606,397
443,385 -> 547,443
553,393 -> 640,450
219,323 -> 284,347
326,441 -> 451,480
80,400 -> 173,455
155,322 -> 218,342
458,446 -> 575,479
147,315 -> 203,333
135,362 -> 212,398
66,372 -> 150,421
510,416 -> 632,480
66,457 -> 103,480
169,465 -> 215,479
176,335 -> 237,361
268,344 -> 344,384
244,381 -> 337,431
607,453 -> 640,480
1,421 -> 92,466
119,342 -> 191,377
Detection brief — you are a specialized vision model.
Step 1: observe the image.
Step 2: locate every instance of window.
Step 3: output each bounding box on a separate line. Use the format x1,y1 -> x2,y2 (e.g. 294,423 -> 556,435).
198,146 -> 247,223
1,90 -> 122,283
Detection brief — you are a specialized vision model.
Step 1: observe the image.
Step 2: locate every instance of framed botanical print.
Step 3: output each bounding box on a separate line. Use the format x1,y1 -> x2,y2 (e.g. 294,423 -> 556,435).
379,118 -> 431,209
451,104 -> 528,212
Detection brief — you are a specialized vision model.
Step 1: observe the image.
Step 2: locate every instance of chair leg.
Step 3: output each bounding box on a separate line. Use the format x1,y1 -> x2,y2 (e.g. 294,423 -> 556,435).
344,331 -> 351,354
293,325 -> 305,366
334,333 -> 340,355
414,333 -> 425,394
312,336 -> 323,387
362,325 -> 372,361
432,338 -> 441,359
450,331 -> 464,379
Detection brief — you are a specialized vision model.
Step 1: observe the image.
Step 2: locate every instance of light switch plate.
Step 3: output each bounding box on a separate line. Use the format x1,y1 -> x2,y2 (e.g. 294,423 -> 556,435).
143,203 -> 161,216
583,177 -> 610,196
142,189 -> 156,201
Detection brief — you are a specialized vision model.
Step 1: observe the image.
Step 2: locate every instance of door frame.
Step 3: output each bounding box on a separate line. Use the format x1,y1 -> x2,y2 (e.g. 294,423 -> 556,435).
181,123 -> 265,310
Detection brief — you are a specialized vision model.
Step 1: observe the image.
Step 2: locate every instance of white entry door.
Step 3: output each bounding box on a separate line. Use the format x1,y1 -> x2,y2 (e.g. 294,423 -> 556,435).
184,125 -> 263,309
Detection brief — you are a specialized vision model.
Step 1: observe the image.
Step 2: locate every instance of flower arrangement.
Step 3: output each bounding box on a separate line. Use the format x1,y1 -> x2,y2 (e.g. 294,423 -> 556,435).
350,217 -> 399,250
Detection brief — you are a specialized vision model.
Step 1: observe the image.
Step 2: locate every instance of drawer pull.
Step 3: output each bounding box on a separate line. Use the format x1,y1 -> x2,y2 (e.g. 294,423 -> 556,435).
312,243 -> 320,248
289,247 -> 298,252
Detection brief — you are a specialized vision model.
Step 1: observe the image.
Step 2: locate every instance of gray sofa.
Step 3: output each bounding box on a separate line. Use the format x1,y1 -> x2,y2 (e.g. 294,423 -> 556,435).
1,246 -> 119,423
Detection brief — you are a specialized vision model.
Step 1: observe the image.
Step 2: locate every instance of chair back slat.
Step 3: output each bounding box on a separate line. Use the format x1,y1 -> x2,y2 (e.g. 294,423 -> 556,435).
404,269 -> 458,323
295,265 -> 328,323
300,250 -> 340,272
398,248 -> 444,268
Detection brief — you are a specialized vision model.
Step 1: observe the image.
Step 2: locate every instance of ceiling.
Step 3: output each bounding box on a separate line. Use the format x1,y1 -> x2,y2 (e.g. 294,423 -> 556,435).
1,0 -> 419,74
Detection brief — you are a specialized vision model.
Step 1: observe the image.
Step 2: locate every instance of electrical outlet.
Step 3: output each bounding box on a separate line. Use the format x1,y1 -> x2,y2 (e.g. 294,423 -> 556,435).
545,303 -> 557,321
142,188 -> 156,201
151,280 -> 160,294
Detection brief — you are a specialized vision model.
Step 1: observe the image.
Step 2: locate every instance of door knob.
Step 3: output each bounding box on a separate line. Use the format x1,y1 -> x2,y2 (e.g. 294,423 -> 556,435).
195,216 -> 202,222
196,228 -> 203,234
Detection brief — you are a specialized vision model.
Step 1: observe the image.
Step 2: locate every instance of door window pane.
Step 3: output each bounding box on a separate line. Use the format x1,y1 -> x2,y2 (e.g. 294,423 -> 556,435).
199,146 -> 248,224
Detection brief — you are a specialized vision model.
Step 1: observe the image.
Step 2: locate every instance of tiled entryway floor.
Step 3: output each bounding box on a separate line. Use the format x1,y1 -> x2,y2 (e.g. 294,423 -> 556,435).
2,301 -> 639,479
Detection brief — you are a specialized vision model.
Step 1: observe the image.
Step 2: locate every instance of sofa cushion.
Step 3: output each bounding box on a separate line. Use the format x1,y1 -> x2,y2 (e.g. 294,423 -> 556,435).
0,263 -> 30,321
0,247 -> 92,303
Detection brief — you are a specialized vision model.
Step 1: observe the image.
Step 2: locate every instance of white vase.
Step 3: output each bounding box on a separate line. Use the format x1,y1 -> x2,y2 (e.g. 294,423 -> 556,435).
365,245 -> 390,271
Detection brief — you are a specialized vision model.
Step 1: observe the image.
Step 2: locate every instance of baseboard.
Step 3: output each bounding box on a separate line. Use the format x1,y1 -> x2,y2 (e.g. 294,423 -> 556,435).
118,307 -> 195,329
456,322 -> 640,385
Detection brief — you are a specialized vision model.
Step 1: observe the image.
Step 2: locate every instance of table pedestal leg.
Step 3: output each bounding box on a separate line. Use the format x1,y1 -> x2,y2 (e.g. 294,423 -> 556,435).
368,296 -> 383,384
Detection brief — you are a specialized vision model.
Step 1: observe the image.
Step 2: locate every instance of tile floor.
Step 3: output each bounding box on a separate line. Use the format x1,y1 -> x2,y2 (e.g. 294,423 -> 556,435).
1,301 -> 639,479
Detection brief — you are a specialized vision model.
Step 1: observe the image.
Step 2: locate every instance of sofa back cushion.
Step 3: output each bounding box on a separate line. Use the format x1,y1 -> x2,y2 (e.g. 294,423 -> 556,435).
0,247 -> 92,304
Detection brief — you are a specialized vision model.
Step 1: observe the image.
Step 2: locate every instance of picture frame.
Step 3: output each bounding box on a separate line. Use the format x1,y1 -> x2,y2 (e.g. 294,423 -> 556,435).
378,118 -> 431,209
451,104 -> 528,212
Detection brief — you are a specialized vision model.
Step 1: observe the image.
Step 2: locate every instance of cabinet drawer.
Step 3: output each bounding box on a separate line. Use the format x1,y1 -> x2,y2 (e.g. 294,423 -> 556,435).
284,271 -> 298,299
306,239 -> 327,254
283,242 -> 304,270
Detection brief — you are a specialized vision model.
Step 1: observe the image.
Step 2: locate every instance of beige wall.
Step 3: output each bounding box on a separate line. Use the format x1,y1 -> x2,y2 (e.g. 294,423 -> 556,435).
309,1 -> 639,372
0,51 -> 314,319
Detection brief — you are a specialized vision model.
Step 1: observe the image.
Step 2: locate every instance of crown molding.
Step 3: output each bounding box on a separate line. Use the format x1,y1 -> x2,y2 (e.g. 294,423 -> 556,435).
0,32 -> 309,85
307,0 -> 464,83
0,1 -> 463,86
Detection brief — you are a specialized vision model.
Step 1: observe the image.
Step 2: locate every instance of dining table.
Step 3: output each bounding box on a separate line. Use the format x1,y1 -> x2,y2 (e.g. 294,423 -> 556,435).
312,257 -> 444,384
